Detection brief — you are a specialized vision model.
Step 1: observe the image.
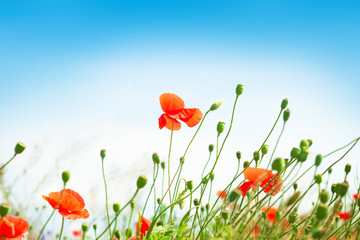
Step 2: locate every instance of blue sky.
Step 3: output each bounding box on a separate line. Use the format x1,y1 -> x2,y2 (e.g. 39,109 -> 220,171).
1,0 -> 360,225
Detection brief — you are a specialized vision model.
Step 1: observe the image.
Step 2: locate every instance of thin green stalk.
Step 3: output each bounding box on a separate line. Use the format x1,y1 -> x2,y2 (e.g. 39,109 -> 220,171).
0,153 -> 16,171
266,122 -> 286,169
101,158 -> 112,238
167,119 -> 175,206
142,164 -> 159,216
58,217 -> 65,240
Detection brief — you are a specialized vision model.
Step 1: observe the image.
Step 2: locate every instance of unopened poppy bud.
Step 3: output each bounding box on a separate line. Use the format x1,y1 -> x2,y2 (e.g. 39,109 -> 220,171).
210,100 -> 223,111
253,151 -> 260,162
289,212 -> 298,223
316,203 -> 329,220
193,198 -> 200,207
300,140 -> 310,149
61,171 -> 71,183
200,205 -> 205,213
284,158 -> 289,165
81,223 -> 89,232
236,84 -> 244,96
205,203 -> 210,212
130,200 -> 135,209
0,203 -> 10,217
221,210 -> 229,220
186,181 -> 194,191
320,189 -> 329,203
152,153 -> 160,164
209,144 -> 214,153
136,175 -> 148,189
236,151 -> 241,161
113,203 -> 120,213
293,182 -> 298,190
228,190 -> 240,203
209,172 -> 215,181
336,181 -> 349,197
290,147 -> 301,159
283,109 -> 290,122
328,168 -> 333,174
331,184 -> 336,194
286,190 -> 301,206
275,211 -> 282,222
180,157 -> 185,164
297,147 -> 309,162
160,161 -> 166,169
126,228 -> 133,238
315,154 -> 322,167
333,200 -> 343,214
261,145 -> 269,155
14,142 -> 26,154
307,139 -> 313,147
314,174 -> 322,184
281,98 -> 288,110
100,149 -> 106,159
115,230 -> 121,239
217,122 -> 225,134
272,158 -> 284,172
157,198 -> 161,205
202,176 -> 209,184
243,161 -> 250,168
92,224 -> 97,231
345,164 -> 352,174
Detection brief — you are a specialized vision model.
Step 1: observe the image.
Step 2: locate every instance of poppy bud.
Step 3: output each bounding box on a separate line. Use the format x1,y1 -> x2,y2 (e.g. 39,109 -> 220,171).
210,100 -> 223,111
217,122 -> 226,134
100,149 -> 106,159
272,158 -> 284,172
115,230 -> 121,239
157,220 -> 164,226
180,157 -> 185,164
202,176 -> 209,184
316,203 -> 329,220
160,161 -> 166,169
336,181 -> 349,197
320,189 -> 329,203
333,200 -> 343,215
61,171 -> 71,183
331,184 -> 336,194
130,200 -> 135,209
315,154 -> 322,167
14,142 -> 26,154
297,147 -> 309,162
221,210 -> 229,220
283,109 -> 290,122
293,182 -> 298,190
275,211 -> 282,222
152,153 -> 160,164
314,174 -> 322,184
228,190 -> 240,203
345,164 -> 352,174
193,198 -> 200,207
209,172 -> 215,181
186,181 -> 194,191
243,161 -> 250,168
0,203 -> 10,217
205,203 -> 210,212
300,140 -> 310,149
136,175 -> 148,189
284,158 -> 289,165
113,203 -> 120,213
312,229 -> 324,239
236,84 -> 244,96
281,98 -> 288,110
290,147 -> 301,159
209,144 -> 214,153
289,212 -> 298,224
81,223 -> 89,232
286,190 -> 301,206
92,224 -> 97,231
261,145 -> 269,155
200,205 -> 205,213
236,151 -> 241,161
126,228 -> 133,238
328,168 -> 332,174
253,151 -> 260,162
307,139 -> 313,147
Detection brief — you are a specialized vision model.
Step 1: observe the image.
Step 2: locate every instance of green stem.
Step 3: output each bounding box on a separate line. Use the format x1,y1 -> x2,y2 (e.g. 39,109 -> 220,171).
142,164 -> 159,216
101,158 -> 112,238
0,153 -> 17,171
168,119 -> 175,206
58,217 -> 65,240
266,122 -> 286,169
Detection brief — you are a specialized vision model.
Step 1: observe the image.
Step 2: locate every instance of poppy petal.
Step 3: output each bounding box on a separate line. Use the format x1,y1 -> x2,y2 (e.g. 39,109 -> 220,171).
135,216 -> 152,239
159,93 -> 185,114
158,114 -> 181,130
238,181 -> 254,196
244,167 -> 271,182
262,173 -> 283,195
58,209 -> 90,220
0,217 -> 15,237
178,108 -> 203,127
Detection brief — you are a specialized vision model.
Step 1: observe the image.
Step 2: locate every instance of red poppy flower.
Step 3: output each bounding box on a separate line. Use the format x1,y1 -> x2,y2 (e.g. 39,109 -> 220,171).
337,211 -> 351,221
158,93 -> 202,130
72,230 -> 82,237
42,189 -> 90,220
262,207 -> 278,223
216,190 -> 227,199
0,215 -> 29,240
238,167 -> 283,196
129,216 -> 152,240
353,193 -> 360,201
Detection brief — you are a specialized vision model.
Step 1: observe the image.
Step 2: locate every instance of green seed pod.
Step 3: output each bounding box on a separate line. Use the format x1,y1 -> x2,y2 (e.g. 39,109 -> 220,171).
210,100 -> 223,111
333,200 -> 343,215
14,142 -> 26,154
345,164 -> 352,174
315,154 -> 323,167
284,158 -> 289,165
328,168 -> 333,174
115,230 -> 121,239
209,172 -> 215,181
281,98 -> 288,110
152,153 -> 160,164
236,151 -> 241,161
113,203 -> 120,213
300,140 -> 310,149
290,147 -> 301,159
61,171 -> 71,183
316,203 -> 329,220
314,174 -> 322,184
228,190 -> 240,203
261,145 -> 269,155
297,147 -> 309,162
288,212 -> 298,224
221,210 -> 229,220
331,184 -> 336,194
275,211 -> 282,222
100,149 -> 106,159
200,205 -> 205,213
243,161 -> 250,168
320,190 -> 330,203
236,84 -> 244,96
293,182 -> 298,190
193,198 -> 200,207
92,224 -> 97,231
130,200 -> 135,209
217,122 -> 226,134
336,181 -> 349,197
157,220 -> 164,226
271,158 -> 284,172
285,190 -> 301,206
253,151 -> 260,162
0,203 -> 10,217
202,176 -> 209,184
283,109 -> 290,122
186,181 -> 194,191
136,175 -> 148,189
81,223 -> 89,232
209,144 -> 214,153
160,161 -> 166,169
126,228 -> 133,238
205,203 -> 210,213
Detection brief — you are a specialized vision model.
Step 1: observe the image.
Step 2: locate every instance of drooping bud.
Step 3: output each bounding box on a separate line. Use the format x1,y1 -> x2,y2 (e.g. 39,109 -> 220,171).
314,174 -> 322,184
186,181 -> 194,191
115,230 -> 121,239
316,203 -> 329,220
300,140 -> 310,149
217,122 -> 226,134
160,161 -> 166,169
288,212 -> 298,224
136,175 -> 148,189
281,98 -> 288,110
283,109 -> 290,122
221,210 -> 229,220
14,142 -> 26,154
290,147 -> 301,159
113,203 -> 121,213
315,154 -> 322,167
253,151 -> 260,162
210,100 -> 223,111
126,228 -> 133,238
81,223 -> 89,232
293,182 -> 298,190
297,147 -> 309,162
100,149 -> 106,159
236,151 -> 241,161
261,145 -> 269,155
0,203 -> 10,217
243,161 -> 250,168
336,181 -> 349,197
209,144 -> 214,153
193,198 -> 200,207
236,84 -> 244,96
152,153 -> 160,164
320,189 -> 329,203
285,190 -> 301,206
272,158 -> 284,172
61,171 -> 71,183
345,164 -> 352,174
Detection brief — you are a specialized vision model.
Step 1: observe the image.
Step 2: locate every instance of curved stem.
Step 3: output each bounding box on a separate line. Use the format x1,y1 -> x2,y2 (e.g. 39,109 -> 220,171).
101,159 -> 111,238
0,153 -> 17,171
58,217 -> 65,240
142,164 -> 159,216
